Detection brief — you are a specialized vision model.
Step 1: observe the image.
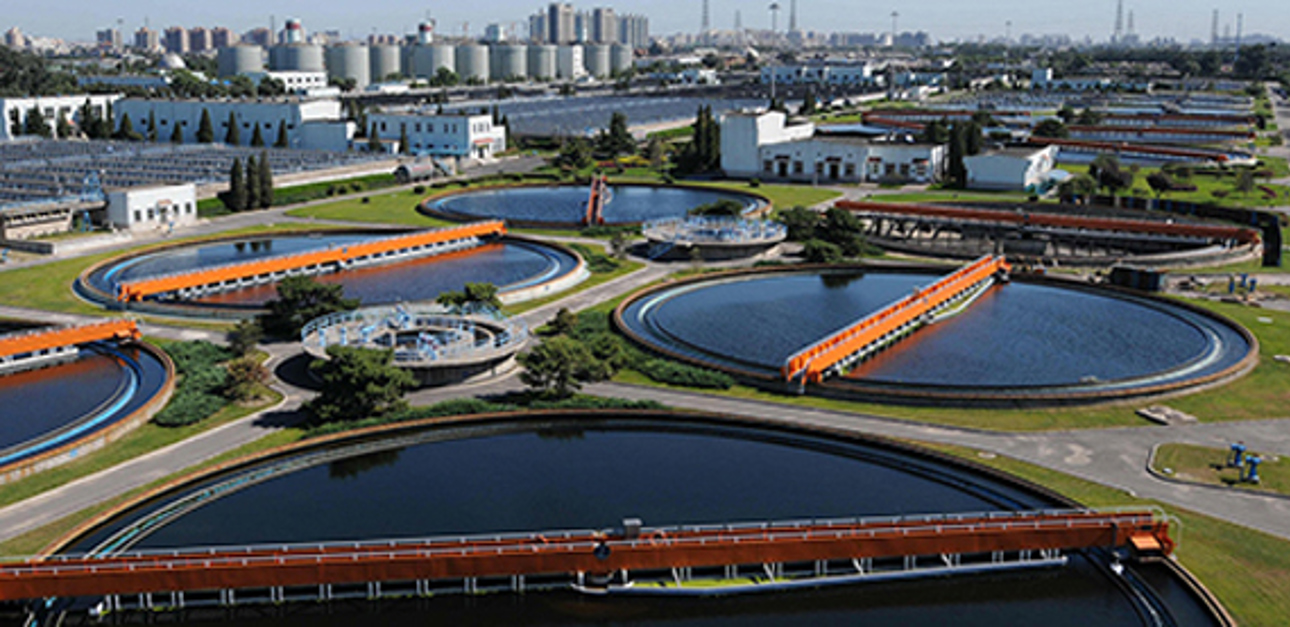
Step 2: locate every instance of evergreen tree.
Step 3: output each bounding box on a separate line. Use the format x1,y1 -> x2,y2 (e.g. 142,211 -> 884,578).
964,120 -> 983,156
24,106 -> 49,137
258,152 -> 273,209
114,113 -> 142,141
399,124 -> 410,155
146,111 -> 158,142
55,111 -> 71,138
196,108 -> 214,143
225,158 -> 247,211
250,123 -> 264,147
705,106 -> 720,169
947,123 -> 967,188
367,125 -> 382,152
224,112 -> 240,145
274,121 -> 289,148
170,121 -> 184,143
245,155 -> 260,210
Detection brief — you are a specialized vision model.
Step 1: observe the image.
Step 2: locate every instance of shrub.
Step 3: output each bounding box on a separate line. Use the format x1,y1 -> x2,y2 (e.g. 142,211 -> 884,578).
412,185 -> 426,194
802,239 -> 844,263
152,390 -> 228,426
637,359 -> 734,389
361,197 -> 371,204
749,178 -> 761,188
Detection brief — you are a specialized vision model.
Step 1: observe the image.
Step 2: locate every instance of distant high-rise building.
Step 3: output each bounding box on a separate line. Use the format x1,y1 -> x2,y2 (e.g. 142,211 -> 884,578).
133,27 -> 159,51
163,26 -> 189,53
701,0 -> 710,33
548,3 -> 575,44
189,26 -> 212,52
96,28 -> 122,50
618,14 -> 649,48
242,27 -> 274,47
789,0 -> 798,32
484,23 -> 509,42
529,12 -> 548,43
211,27 -> 237,48
1211,9 -> 1219,46
4,27 -> 27,50
592,7 -> 617,44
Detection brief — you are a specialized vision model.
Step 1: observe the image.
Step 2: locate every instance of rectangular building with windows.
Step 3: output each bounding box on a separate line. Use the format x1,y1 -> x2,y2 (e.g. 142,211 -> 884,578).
105,183 -> 198,231
366,112 -> 505,161
113,97 -> 352,151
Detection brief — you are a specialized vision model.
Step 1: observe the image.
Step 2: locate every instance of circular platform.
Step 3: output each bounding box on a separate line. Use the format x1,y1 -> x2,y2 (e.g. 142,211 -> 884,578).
616,266 -> 1256,405
423,183 -> 767,227
57,412 -> 1221,626
642,217 -> 788,261
78,230 -> 584,317
301,304 -> 528,387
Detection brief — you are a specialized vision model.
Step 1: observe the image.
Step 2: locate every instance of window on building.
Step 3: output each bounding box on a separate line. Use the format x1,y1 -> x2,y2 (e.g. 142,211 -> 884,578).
146,209 -> 154,221
815,162 -> 824,174
793,161 -> 803,174
414,123 -> 421,132
844,163 -> 856,177
380,122 -> 387,132
133,210 -> 142,223
763,160 -> 773,173
186,203 -> 194,214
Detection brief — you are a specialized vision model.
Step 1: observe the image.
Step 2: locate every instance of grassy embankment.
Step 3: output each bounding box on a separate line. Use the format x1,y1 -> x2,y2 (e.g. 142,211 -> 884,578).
1152,443 -> 1289,496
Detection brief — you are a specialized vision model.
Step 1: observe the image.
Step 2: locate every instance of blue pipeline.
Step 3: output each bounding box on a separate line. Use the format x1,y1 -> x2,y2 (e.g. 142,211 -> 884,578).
0,344 -> 143,467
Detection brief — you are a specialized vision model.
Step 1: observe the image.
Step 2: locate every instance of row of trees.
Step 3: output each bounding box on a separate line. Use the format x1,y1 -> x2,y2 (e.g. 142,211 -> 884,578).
676,105 -> 721,173
221,153 -> 276,212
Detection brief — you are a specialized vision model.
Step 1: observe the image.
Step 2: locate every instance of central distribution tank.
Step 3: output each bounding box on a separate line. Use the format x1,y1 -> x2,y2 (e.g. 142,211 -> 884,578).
583,44 -> 611,78
527,44 -> 557,80
407,44 -> 455,81
325,44 -> 370,89
455,44 -> 490,83
490,44 -> 528,81
270,43 -> 324,72
216,45 -> 264,78
369,44 -> 401,82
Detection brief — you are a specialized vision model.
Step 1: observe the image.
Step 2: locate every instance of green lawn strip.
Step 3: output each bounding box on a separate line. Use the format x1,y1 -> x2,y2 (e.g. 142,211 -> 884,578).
0,426 -> 304,558
607,296 -> 1289,431
1058,161 -> 1290,210
867,191 -> 1038,204
690,181 -> 842,208
1152,443 -> 1288,496
0,380 -> 281,510
922,441 -> 1290,627
502,243 -> 644,316
285,189 -> 456,227
0,223 -> 350,316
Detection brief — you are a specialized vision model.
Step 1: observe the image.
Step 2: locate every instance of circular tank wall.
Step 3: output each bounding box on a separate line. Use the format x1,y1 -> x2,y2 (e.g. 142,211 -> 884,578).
216,45 -> 264,77
407,45 -> 456,80
610,43 -> 633,74
583,43 -> 611,77
325,44 -> 370,88
490,44 -> 528,80
527,44 -> 557,79
455,44 -> 490,82
269,44 -> 324,72
369,44 -> 401,81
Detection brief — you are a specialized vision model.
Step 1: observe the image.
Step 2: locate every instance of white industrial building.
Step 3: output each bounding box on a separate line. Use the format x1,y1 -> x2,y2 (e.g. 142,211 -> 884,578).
113,97 -> 353,151
247,71 -> 329,93
366,111 -> 506,161
0,95 -> 120,141
721,110 -> 944,184
760,64 -> 879,87
963,145 -> 1059,193
104,183 -> 198,231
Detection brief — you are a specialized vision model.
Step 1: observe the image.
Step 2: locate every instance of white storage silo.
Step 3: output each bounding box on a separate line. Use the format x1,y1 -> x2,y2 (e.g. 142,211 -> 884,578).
610,44 -> 633,75
408,44 -> 456,80
583,44 -> 611,78
270,43 -> 324,72
325,44 -> 370,88
369,44 -> 401,81
491,44 -> 528,81
455,44 -> 490,83
216,45 -> 264,77
527,44 -> 557,80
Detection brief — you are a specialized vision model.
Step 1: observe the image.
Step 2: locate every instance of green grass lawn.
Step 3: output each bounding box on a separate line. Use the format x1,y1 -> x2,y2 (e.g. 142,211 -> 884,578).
691,181 -> 842,209
611,296 -> 1290,431
925,441 -> 1290,627
286,189 -> 455,227
0,224 -> 348,316
1057,162 -> 1290,209
1152,443 -> 1288,496
866,190 -> 1038,204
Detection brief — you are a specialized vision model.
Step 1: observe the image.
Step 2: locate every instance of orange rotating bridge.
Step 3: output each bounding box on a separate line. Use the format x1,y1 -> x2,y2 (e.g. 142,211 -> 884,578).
782,255 -> 1011,385
115,221 -> 506,303
583,174 -> 609,226
0,320 -> 140,361
0,509 -> 1171,601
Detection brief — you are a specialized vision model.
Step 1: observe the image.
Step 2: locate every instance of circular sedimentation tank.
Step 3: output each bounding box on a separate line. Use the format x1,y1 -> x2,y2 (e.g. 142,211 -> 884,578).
0,340 -> 170,479
54,411 -> 1227,625
77,230 -> 584,317
616,266 -> 1256,405
423,184 -> 767,227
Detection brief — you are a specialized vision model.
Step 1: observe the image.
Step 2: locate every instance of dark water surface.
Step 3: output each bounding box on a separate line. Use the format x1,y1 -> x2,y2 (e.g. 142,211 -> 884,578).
87,235 -> 579,308
66,420 -> 1216,626
431,185 -> 760,225
622,271 -> 1251,391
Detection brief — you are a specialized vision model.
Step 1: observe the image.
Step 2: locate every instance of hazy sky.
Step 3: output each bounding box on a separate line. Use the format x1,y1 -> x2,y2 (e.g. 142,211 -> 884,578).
6,0 -> 1282,43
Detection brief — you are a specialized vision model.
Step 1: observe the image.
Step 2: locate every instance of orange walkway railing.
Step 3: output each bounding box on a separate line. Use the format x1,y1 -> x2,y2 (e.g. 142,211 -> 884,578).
0,509 -> 1171,601
782,255 -> 1010,384
583,174 -> 608,226
0,320 -> 139,360
116,221 -> 506,302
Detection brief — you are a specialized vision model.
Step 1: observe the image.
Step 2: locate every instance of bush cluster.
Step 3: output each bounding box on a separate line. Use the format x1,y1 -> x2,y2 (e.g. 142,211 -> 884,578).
636,359 -> 734,389
152,341 -> 236,427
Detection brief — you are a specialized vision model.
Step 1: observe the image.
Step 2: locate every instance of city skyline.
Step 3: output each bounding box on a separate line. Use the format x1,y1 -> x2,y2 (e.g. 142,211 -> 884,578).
2,0 -> 1281,45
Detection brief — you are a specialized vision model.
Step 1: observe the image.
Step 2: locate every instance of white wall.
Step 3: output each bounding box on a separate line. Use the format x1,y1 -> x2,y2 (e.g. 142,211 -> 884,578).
719,110 -> 815,178
113,98 -> 349,150
367,113 -> 505,159
105,183 -> 197,231
964,146 -> 1057,191
1,94 -> 120,140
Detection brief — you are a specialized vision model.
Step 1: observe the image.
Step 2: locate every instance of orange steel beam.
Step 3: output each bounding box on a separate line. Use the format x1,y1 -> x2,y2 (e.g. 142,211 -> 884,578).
116,222 -> 506,302
782,255 -> 1010,383
1026,136 -> 1233,162
583,175 -> 607,226
0,320 -> 140,359
0,510 -> 1171,600
836,200 -> 1260,245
